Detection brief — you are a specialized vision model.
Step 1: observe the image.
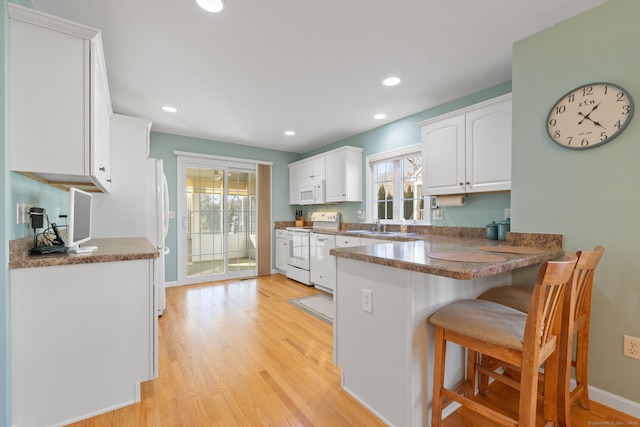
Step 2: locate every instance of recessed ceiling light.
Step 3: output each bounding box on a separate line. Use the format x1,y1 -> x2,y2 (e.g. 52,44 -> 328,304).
162,106 -> 178,113
284,130 -> 296,136
196,0 -> 224,13
374,113 -> 387,120
382,76 -> 401,87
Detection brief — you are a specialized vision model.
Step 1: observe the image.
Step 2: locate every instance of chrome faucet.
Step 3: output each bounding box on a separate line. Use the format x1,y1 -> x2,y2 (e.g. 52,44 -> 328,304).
373,219 -> 382,232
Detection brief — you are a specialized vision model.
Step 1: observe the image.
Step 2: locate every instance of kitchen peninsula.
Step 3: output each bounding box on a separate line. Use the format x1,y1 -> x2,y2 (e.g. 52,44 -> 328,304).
330,230 -> 563,427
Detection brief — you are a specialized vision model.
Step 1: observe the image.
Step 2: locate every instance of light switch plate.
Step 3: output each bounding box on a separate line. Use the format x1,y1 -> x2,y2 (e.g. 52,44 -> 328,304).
16,203 -> 31,224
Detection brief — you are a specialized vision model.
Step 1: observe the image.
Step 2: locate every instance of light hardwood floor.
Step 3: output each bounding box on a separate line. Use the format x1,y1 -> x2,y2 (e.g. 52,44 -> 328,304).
68,274 -> 638,426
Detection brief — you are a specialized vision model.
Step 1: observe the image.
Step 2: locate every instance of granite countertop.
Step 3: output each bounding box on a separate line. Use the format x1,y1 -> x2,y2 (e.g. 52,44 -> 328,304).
275,222 -> 490,242
330,233 -> 564,280
9,237 -> 159,269
276,222 -> 564,279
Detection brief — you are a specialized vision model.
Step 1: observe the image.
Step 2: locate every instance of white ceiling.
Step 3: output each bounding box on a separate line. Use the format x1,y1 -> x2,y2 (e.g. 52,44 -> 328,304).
30,0 -> 607,153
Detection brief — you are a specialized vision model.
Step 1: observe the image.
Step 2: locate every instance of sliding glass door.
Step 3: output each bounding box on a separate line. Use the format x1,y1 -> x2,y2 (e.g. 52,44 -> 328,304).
178,158 -> 257,284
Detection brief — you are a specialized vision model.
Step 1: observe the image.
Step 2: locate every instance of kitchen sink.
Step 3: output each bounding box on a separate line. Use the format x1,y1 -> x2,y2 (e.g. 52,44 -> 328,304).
346,230 -> 417,237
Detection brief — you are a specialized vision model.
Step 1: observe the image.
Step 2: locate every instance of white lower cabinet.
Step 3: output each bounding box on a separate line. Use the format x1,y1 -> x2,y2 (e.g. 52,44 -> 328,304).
306,234 -> 393,293
335,235 -> 362,248
310,233 -> 336,293
336,235 -> 391,247
275,229 -> 288,272
10,259 -> 155,427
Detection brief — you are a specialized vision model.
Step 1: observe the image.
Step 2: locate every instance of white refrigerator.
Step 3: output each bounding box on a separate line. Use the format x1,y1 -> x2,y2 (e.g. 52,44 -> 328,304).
149,158 -> 170,315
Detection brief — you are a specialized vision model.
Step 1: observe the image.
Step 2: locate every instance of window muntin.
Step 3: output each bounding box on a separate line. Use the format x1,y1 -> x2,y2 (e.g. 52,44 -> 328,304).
369,146 -> 424,223
374,161 -> 394,220
401,155 -> 423,221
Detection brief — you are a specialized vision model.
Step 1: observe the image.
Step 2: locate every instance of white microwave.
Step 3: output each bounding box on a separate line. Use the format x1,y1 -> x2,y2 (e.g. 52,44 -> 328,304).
299,179 -> 325,205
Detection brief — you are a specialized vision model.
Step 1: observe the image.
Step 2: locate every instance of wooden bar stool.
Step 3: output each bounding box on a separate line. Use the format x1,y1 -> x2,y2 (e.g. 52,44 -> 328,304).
429,254 -> 577,427
478,246 -> 604,425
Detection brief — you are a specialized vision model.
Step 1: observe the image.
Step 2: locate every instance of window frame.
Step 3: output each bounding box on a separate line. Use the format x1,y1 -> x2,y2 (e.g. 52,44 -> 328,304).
365,143 -> 428,225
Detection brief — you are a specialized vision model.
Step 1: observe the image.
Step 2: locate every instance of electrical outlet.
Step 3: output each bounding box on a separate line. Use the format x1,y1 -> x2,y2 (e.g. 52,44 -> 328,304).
362,289 -> 372,313
505,208 -> 511,219
623,335 -> 640,360
433,209 -> 443,221
16,203 -> 32,225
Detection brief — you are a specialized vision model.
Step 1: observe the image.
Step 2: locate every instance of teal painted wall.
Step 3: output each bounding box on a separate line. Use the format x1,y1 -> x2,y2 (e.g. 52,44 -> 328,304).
512,0 -> 640,402
11,173 -> 67,238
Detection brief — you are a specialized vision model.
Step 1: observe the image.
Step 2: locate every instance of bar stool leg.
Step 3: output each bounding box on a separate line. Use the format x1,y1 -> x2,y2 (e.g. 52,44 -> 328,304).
431,326 -> 446,427
466,349 -> 478,398
575,326 -> 591,409
544,341 -> 561,427
478,354 -> 490,396
518,360 -> 539,427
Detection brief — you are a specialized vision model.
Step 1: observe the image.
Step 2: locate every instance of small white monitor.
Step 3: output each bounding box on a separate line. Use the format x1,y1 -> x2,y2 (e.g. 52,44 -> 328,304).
67,187 -> 92,250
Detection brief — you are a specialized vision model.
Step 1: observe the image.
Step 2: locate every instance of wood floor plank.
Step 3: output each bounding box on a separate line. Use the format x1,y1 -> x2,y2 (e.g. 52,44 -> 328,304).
65,274 -> 638,427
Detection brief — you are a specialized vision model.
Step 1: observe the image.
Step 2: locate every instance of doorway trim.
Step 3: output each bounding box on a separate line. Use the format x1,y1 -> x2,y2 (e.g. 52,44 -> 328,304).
175,151 -> 272,286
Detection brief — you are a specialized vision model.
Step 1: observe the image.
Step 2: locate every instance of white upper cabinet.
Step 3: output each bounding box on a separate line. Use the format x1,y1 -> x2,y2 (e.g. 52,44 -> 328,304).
420,94 -> 512,196
289,157 -> 326,204
324,146 -> 363,203
289,146 -> 363,205
289,163 -> 303,205
8,4 -> 113,192
300,157 -> 326,187
90,38 -> 112,190
421,115 -> 466,196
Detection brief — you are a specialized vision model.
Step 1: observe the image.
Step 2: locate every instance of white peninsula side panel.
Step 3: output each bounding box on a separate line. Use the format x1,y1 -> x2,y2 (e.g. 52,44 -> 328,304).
335,257 -> 511,427
11,259 -> 155,427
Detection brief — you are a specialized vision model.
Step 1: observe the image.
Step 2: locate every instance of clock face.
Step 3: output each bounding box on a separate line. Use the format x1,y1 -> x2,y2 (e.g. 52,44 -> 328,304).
547,82 -> 634,149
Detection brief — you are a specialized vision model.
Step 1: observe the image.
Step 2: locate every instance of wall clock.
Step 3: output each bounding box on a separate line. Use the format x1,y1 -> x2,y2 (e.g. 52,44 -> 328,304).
546,82 -> 634,149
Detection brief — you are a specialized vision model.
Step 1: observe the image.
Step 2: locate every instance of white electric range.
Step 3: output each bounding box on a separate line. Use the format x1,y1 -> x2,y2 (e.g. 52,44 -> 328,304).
285,211 -> 341,287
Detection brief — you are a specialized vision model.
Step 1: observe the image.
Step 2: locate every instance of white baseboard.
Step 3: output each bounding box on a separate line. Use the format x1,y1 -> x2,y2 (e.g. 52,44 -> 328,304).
342,386 -> 396,426
580,381 -> 640,419
164,280 -> 179,288
49,398 -> 137,427
485,369 -> 640,419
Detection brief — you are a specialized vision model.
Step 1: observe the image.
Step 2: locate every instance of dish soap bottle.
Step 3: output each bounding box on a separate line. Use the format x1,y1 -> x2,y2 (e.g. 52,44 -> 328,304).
400,218 -> 408,233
